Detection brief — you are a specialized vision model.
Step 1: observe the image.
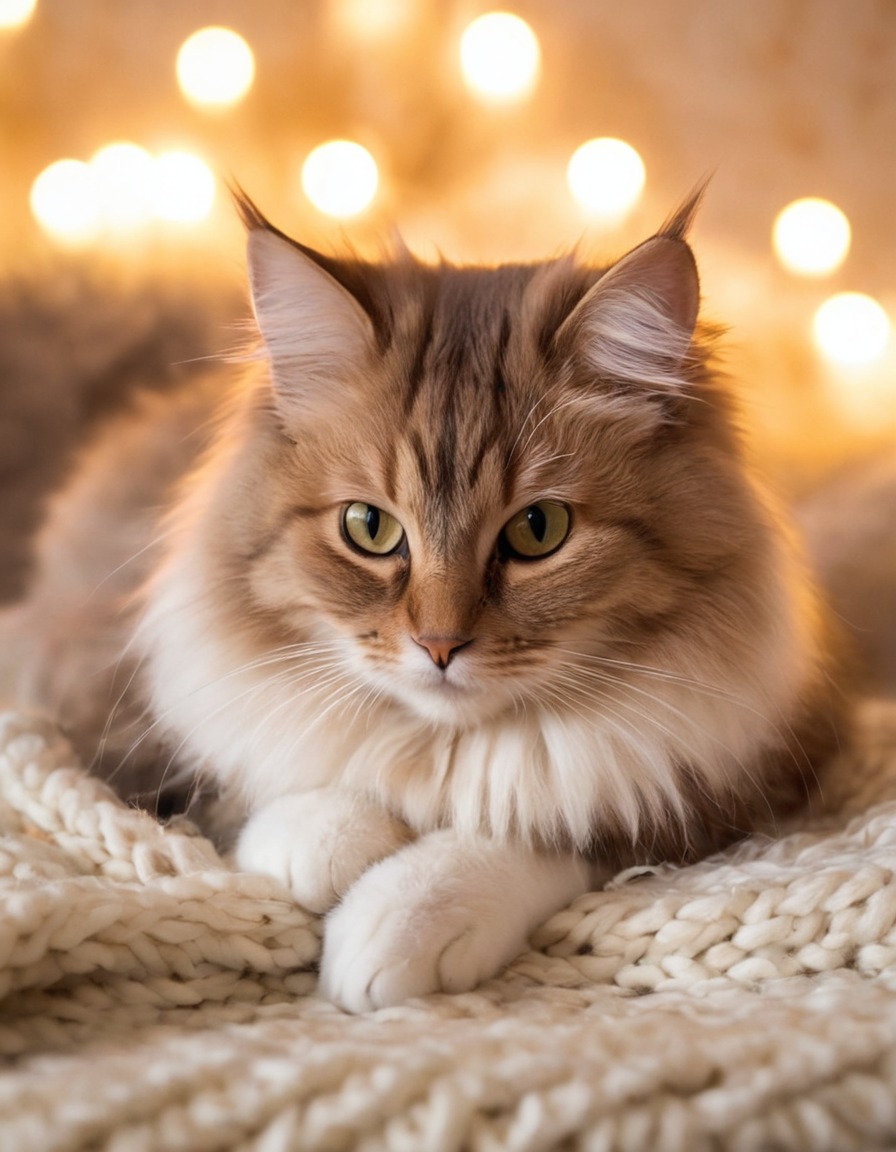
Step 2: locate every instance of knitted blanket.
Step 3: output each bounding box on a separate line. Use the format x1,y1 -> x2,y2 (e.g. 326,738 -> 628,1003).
3,704 -> 896,1152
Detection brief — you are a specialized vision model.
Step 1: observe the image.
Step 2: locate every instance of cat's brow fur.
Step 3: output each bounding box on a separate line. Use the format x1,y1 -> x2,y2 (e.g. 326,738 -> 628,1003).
5,193 -> 844,874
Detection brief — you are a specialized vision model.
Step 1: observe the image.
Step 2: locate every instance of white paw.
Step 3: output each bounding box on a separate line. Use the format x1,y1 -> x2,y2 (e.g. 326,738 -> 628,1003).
233,789 -> 411,914
319,831 -> 590,1012
320,865 -> 518,1012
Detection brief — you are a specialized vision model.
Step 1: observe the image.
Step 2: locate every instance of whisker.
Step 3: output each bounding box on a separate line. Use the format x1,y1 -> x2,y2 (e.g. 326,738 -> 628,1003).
548,668 -> 704,760
507,391 -> 552,465
553,644 -> 814,784
548,663 -> 776,828
551,646 -> 743,702
115,642 -> 349,772
81,527 -> 176,604
151,662 -> 354,789
515,394 -> 584,462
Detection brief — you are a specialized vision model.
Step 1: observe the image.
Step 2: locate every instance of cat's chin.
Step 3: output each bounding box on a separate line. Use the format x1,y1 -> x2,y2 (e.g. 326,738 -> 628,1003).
385,678 -> 515,728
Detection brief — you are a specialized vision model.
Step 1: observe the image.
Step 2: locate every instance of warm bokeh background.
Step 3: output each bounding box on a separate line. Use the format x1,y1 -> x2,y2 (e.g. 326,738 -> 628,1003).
1,0 -> 895,496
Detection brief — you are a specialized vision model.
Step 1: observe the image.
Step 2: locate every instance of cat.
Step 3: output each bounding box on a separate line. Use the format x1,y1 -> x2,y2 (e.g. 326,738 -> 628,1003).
1,190 -> 845,1011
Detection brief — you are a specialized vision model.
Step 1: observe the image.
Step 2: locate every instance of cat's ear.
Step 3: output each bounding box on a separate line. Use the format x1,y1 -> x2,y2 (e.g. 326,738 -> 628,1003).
556,234 -> 700,397
246,226 -> 376,419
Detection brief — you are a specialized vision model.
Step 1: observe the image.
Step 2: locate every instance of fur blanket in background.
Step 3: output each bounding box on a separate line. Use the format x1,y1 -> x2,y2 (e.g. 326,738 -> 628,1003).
3,700 -> 896,1152
0,266 -> 238,604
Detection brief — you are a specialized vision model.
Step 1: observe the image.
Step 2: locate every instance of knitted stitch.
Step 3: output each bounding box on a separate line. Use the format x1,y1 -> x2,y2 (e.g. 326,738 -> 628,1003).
2,703 -> 896,1151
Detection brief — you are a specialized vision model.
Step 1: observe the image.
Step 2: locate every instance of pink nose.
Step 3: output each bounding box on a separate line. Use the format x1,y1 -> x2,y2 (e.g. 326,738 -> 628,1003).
413,635 -> 472,670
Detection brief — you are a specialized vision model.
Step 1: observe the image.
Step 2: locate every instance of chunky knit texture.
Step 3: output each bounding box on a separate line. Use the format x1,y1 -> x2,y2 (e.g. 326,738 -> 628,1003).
2,703 -> 896,1151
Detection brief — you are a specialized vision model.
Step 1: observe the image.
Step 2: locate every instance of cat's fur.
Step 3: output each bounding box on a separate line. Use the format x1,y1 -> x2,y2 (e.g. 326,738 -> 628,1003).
1,194 -> 844,1010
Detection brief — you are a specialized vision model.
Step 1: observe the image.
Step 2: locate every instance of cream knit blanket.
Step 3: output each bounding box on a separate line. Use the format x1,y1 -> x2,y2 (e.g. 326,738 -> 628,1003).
3,703 -> 896,1151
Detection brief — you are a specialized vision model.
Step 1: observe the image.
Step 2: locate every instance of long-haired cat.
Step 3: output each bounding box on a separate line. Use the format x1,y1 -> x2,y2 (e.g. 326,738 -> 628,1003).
1,192 -> 843,1011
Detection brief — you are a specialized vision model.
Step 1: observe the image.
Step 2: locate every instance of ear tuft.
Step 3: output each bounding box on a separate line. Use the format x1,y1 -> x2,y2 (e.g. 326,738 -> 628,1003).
229,183 -> 271,233
658,178 -> 710,242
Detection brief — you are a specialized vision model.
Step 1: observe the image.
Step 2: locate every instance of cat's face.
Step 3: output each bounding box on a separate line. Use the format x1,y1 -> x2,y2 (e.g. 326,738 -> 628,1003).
238,206 -> 761,728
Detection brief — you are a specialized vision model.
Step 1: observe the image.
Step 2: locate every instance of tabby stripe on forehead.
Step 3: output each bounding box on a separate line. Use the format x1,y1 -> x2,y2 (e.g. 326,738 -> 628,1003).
492,310 -> 511,398
381,445 -> 397,505
463,311 -> 512,488
402,302 -> 435,418
501,443 -> 518,507
410,428 -> 433,489
466,420 -> 502,489
434,403 -> 458,496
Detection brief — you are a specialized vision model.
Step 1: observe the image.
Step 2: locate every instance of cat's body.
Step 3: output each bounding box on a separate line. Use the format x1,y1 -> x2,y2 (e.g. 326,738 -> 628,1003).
1,197 -> 844,1010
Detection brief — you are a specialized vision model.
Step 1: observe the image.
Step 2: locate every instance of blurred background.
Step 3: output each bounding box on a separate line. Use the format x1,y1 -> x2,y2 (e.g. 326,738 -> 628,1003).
1,0 -> 895,497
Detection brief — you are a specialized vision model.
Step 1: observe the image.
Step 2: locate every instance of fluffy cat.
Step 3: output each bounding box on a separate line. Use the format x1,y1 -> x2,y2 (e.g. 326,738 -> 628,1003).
1,192 -> 844,1011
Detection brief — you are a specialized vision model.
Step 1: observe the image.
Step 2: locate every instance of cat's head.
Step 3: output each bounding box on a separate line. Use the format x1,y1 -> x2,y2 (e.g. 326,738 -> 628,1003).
232,194 -> 769,728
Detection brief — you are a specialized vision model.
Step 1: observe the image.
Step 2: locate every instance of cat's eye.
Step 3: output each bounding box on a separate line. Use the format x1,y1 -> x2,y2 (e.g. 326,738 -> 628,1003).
501,500 -> 570,559
342,502 -> 406,556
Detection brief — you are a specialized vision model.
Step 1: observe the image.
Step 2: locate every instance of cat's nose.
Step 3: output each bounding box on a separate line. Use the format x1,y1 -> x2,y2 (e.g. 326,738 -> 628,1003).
412,634 -> 473,670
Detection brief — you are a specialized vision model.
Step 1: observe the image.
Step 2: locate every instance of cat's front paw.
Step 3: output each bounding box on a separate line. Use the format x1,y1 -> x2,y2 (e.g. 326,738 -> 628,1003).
319,830 -> 576,1012
321,874 -> 516,1013
234,788 -> 411,914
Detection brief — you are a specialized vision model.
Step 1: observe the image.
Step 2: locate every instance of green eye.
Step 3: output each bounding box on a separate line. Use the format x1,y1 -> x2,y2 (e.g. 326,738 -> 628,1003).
501,500 -> 570,559
343,502 -> 405,556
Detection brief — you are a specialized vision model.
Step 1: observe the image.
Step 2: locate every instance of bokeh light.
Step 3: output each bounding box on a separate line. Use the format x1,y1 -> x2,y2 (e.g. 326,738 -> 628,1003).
567,138 -> 646,217
301,140 -> 379,218
89,141 -> 156,231
335,0 -> 415,39
153,151 -> 216,223
0,0 -> 37,30
32,145 -> 218,242
773,197 -> 851,277
813,292 -> 891,367
176,26 -> 255,110
459,12 -> 540,104
30,159 -> 101,244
